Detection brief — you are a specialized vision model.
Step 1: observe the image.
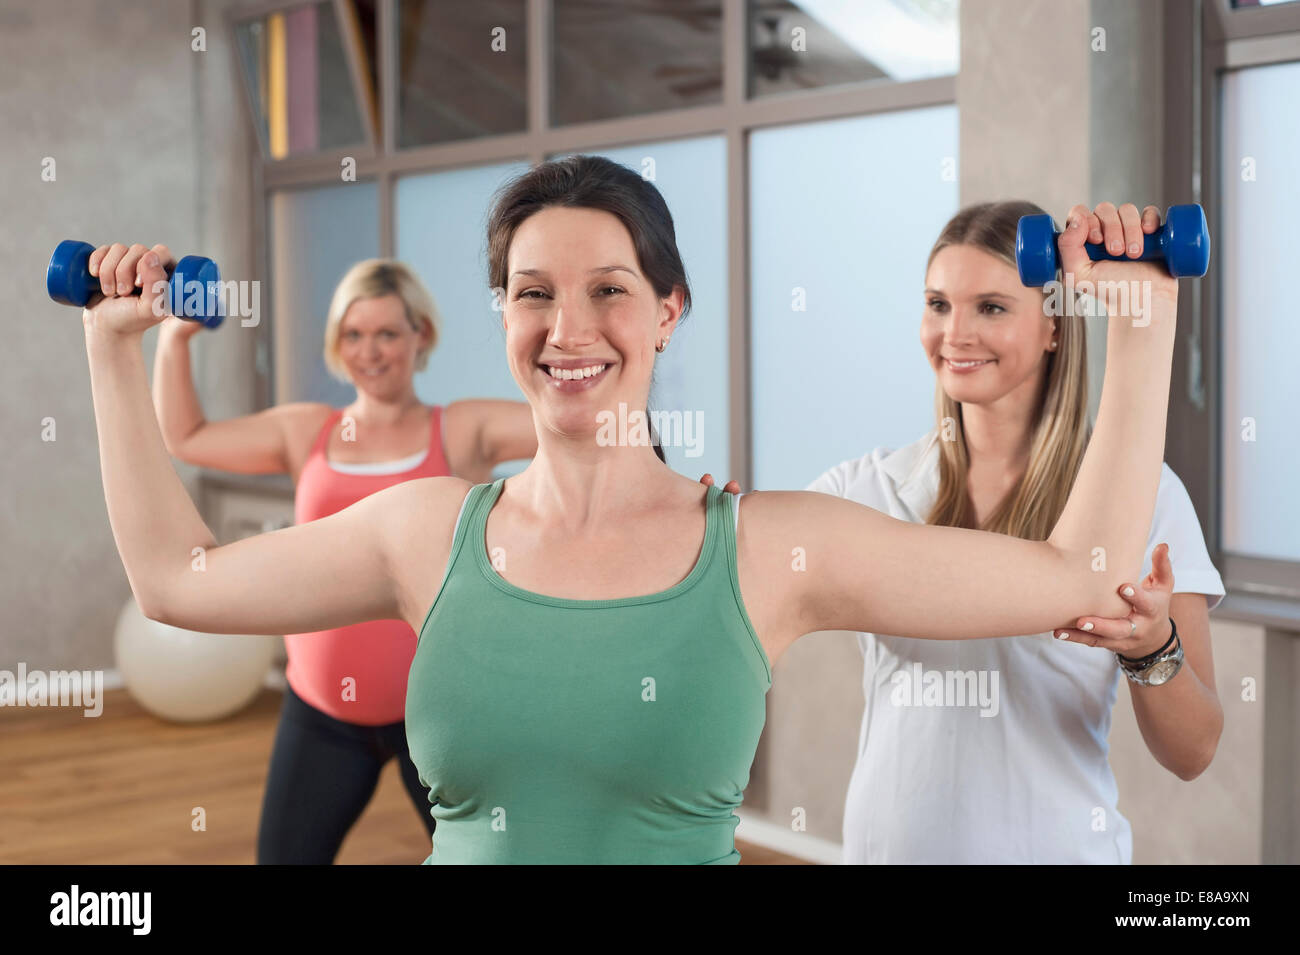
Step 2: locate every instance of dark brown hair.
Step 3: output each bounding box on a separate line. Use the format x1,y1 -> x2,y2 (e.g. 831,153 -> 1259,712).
486,155 -> 693,463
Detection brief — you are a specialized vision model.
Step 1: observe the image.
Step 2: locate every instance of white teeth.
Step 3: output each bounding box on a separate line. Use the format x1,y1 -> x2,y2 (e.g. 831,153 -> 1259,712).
547,363 -> 607,380
948,359 -> 991,368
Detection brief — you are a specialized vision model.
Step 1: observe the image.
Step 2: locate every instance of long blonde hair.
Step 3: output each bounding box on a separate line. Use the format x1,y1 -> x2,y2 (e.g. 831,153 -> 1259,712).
924,201 -> 1093,540
323,259 -> 441,384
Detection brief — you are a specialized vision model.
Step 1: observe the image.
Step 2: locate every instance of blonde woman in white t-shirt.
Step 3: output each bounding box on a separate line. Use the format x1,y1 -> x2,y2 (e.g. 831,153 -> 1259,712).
706,200 -> 1225,864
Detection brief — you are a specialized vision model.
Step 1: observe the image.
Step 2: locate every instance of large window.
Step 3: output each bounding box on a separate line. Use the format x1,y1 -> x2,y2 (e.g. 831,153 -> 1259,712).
552,0 -> 723,125
1202,0 -> 1300,610
550,139 -> 730,480
237,0 -> 960,493
268,182 -> 380,404
750,106 -> 958,490
395,163 -> 530,396
1218,60 -> 1300,563
396,0 -> 527,147
747,0 -> 959,97
236,1 -> 374,159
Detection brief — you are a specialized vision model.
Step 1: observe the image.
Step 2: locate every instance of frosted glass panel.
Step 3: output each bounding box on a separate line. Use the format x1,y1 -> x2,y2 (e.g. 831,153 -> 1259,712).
395,161 -> 532,474
549,140 -> 729,482
750,105 -> 958,491
269,181 -> 379,405
748,0 -> 959,98
552,1 -> 722,125
395,163 -> 531,398
235,2 -> 368,159
1220,63 -> 1300,562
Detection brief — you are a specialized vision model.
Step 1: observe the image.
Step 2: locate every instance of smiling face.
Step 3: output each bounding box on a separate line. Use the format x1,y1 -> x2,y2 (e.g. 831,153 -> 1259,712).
338,293 -> 428,396
920,244 -> 1057,407
503,205 -> 682,446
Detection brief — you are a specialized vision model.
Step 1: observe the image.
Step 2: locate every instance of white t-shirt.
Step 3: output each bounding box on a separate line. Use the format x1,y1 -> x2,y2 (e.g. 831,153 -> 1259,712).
806,429 -> 1225,864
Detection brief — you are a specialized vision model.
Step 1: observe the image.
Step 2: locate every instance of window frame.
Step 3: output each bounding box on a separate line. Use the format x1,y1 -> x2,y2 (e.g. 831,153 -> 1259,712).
226,0 -> 957,492
1168,0 -> 1300,628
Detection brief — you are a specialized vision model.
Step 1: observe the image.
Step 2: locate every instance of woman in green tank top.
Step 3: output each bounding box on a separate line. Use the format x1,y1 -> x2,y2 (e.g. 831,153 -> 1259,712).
87,155 -> 1183,864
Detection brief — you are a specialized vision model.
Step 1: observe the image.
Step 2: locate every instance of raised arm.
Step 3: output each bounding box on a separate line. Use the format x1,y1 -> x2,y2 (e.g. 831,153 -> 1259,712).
442,398 -> 538,481
743,203 -> 1182,649
151,310 -> 327,475
83,241 -> 467,636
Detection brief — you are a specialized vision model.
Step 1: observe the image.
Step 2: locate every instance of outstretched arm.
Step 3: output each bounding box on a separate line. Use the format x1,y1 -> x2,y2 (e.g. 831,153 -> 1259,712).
443,399 -> 537,481
83,241 -> 465,635
747,203 -> 1182,645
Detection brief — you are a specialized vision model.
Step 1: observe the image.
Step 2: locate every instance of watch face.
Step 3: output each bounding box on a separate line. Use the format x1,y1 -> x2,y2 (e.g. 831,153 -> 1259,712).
1146,660 -> 1179,685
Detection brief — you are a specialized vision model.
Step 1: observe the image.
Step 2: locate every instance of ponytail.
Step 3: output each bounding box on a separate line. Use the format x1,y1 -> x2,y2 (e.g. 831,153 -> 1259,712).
647,405 -> 666,463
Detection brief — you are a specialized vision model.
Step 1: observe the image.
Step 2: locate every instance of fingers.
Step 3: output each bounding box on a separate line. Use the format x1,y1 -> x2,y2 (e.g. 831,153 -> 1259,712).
1054,626 -> 1106,648
697,473 -> 743,495
1054,623 -> 1132,652
149,243 -> 176,271
1150,541 -> 1174,587
1057,204 -> 1092,272
138,248 -> 171,318
1117,203 -> 1143,258
1073,574 -> 1156,631
117,244 -> 149,294
1084,202 -> 1159,252
88,245 -> 110,285
1094,201 -> 1124,257
1119,575 -> 1158,616
1069,610 -> 1139,643
97,243 -> 128,296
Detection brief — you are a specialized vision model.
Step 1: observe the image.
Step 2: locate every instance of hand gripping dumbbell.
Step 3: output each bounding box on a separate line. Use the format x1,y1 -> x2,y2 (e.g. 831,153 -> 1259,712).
46,240 -> 224,328
1015,204 -> 1211,287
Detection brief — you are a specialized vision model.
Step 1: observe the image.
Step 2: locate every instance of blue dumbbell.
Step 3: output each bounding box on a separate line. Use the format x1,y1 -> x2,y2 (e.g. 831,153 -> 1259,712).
46,240 -> 224,328
1015,204 -> 1210,287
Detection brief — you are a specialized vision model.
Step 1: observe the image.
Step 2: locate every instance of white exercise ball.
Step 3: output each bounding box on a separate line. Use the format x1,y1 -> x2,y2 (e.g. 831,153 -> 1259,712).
114,595 -> 279,723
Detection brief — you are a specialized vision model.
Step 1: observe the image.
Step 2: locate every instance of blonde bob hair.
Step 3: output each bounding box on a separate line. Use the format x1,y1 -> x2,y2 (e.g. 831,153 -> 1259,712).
323,259 -> 441,384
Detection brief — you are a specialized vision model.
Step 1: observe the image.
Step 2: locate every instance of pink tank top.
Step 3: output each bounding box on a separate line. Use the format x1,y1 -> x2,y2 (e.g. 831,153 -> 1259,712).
287,405 -> 451,725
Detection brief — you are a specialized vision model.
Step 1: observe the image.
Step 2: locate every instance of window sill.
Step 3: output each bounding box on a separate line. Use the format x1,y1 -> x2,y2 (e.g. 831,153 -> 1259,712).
1215,590 -> 1300,633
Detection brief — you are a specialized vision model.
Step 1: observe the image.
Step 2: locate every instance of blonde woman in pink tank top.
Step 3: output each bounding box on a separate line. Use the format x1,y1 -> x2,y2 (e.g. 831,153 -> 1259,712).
152,259 -> 538,863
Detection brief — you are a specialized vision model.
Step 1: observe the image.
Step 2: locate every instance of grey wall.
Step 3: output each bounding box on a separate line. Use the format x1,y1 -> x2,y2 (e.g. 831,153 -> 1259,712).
0,0 -> 256,672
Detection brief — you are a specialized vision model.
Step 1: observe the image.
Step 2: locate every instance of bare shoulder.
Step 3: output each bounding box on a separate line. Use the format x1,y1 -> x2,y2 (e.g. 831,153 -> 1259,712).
375,475 -> 475,527
276,401 -> 336,437
735,488 -> 832,531
734,488 -> 848,575
733,489 -> 892,660
276,400 -> 336,448
440,398 -> 489,438
275,402 -> 335,478
369,476 -> 476,629
730,491 -> 824,654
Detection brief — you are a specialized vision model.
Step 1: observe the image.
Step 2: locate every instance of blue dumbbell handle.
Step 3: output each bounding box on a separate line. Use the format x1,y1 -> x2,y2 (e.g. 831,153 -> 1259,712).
1081,227 -> 1168,265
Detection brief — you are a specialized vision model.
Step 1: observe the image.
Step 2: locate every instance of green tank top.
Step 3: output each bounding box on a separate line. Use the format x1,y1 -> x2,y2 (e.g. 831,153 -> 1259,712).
405,478 -> 772,864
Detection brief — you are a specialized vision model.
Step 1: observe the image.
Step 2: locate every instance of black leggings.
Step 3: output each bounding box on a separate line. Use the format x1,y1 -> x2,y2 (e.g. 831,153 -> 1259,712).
256,683 -> 436,864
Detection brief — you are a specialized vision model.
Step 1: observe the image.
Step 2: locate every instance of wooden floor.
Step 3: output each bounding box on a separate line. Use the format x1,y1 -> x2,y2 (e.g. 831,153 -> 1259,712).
0,688 -> 807,865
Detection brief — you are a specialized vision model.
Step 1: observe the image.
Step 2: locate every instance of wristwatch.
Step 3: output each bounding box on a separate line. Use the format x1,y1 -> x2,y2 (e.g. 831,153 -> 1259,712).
1116,617 -> 1184,686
